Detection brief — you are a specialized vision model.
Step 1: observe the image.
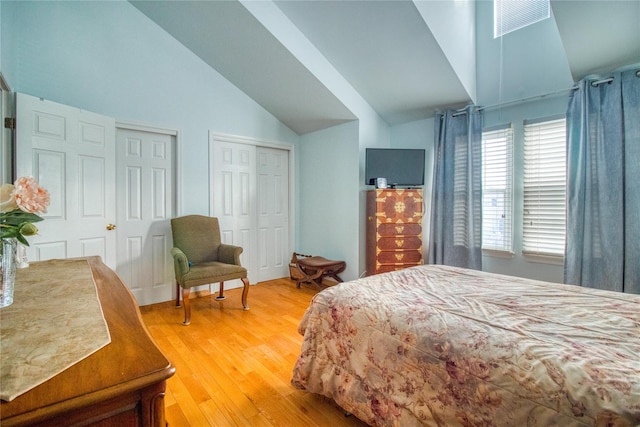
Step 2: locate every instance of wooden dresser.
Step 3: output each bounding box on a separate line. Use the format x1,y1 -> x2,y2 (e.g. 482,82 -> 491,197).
0,256 -> 175,427
366,189 -> 424,275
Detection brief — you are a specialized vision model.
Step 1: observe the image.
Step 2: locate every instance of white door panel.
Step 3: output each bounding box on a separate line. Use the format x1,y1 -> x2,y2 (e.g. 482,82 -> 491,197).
116,128 -> 175,306
256,147 -> 289,281
16,93 -> 116,267
211,138 -> 256,286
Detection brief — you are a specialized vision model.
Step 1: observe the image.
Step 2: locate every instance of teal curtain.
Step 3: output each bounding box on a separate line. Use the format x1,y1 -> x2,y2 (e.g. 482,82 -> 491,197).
429,106 -> 483,270
565,68 -> 640,294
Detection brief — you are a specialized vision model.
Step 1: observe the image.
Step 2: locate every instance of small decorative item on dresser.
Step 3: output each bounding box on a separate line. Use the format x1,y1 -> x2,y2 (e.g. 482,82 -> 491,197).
0,177 -> 50,308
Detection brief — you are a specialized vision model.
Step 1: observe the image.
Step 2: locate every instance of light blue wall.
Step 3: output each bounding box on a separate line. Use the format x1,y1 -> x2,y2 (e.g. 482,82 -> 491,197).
1,0 -> 391,284
297,114 -> 389,282
299,121 -> 361,279
415,0 -> 476,102
475,0 -> 573,108
389,117 -> 435,257
1,0 -> 299,217
357,111 -> 391,277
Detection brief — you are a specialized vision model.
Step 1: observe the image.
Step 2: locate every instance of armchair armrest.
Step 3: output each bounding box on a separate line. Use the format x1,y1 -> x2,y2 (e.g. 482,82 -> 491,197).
170,247 -> 190,278
218,244 -> 244,266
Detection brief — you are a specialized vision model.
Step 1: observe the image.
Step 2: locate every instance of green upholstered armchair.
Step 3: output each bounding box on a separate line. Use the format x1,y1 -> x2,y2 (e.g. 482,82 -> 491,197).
170,215 -> 249,325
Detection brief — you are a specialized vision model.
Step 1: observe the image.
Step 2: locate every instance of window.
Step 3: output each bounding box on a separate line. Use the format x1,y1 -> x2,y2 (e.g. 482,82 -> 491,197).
494,0 -> 550,38
482,125 -> 513,253
523,117 -> 566,257
452,132 -> 482,248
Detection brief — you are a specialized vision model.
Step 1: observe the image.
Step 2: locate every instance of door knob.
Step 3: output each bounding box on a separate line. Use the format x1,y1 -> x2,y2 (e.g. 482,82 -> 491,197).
106,224 -> 117,231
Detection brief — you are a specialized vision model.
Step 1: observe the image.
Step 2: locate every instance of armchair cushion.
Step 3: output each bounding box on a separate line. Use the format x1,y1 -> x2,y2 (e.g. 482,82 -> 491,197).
178,262 -> 247,289
170,243 -> 246,288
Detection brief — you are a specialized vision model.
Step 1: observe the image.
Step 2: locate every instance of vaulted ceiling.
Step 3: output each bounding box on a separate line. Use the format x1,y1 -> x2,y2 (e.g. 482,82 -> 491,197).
131,0 -> 640,135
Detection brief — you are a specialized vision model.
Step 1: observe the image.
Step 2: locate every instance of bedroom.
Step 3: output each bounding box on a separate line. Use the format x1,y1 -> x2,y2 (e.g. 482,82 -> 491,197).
0,0 -> 639,425
2,0 -> 639,287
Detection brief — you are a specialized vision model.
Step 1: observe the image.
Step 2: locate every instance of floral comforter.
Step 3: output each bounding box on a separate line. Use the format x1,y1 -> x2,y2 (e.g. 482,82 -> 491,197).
291,265 -> 640,427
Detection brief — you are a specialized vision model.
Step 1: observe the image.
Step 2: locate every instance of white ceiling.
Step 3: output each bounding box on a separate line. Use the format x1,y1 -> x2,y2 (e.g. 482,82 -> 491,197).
130,0 -> 640,135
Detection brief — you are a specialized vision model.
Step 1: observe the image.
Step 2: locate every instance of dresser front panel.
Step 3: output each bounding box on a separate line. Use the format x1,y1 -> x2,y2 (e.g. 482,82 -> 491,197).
366,189 -> 424,276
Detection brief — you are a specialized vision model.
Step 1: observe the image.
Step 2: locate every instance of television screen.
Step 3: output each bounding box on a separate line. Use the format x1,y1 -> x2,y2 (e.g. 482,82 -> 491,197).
365,148 -> 425,187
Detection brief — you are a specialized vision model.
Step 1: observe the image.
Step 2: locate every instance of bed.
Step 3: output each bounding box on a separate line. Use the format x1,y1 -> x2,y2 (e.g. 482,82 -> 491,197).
291,265 -> 640,427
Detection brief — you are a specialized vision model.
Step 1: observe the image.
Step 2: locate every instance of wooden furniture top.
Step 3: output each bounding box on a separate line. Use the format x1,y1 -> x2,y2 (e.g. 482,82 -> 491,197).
0,256 -> 175,425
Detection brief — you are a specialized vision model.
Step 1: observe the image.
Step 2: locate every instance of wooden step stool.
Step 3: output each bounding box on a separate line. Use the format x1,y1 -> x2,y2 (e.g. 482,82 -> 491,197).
294,255 -> 346,288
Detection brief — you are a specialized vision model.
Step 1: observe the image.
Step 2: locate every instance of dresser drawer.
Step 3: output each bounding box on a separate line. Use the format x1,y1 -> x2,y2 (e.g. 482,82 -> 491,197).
376,250 -> 422,264
377,236 -> 421,250
376,263 -> 422,274
377,223 -> 422,237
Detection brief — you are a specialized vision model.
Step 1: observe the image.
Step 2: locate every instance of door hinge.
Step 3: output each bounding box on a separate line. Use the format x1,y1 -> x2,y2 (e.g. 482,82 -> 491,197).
4,117 -> 15,129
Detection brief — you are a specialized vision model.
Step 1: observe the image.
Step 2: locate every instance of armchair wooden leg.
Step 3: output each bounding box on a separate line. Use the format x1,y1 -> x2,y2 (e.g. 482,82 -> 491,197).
215,281 -> 226,301
175,283 -> 181,307
241,277 -> 250,310
182,287 -> 191,326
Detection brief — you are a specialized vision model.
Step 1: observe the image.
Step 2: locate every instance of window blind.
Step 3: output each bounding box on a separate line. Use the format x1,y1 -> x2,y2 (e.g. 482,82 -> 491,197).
523,117 -> 566,257
482,126 -> 513,253
494,0 -> 550,38
453,136 -> 470,247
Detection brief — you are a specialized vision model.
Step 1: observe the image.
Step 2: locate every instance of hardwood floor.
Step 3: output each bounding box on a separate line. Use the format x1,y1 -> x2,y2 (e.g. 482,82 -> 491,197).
139,278 -> 369,427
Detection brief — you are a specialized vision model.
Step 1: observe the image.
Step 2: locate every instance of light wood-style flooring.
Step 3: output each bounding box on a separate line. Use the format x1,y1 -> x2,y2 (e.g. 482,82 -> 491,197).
140,278 -> 369,427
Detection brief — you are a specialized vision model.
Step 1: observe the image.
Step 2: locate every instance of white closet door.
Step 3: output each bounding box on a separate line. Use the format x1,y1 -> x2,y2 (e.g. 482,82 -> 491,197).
211,137 -> 257,286
256,147 -> 289,282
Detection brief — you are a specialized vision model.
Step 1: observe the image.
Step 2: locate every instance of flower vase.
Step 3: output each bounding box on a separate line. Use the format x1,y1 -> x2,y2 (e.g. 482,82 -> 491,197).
1,237 -> 18,308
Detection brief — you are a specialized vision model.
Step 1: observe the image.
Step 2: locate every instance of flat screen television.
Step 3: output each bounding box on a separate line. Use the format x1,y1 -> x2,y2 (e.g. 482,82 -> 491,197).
365,148 -> 425,187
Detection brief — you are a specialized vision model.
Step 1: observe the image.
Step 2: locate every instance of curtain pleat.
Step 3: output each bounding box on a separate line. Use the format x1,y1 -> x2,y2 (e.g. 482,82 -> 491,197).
429,106 -> 483,270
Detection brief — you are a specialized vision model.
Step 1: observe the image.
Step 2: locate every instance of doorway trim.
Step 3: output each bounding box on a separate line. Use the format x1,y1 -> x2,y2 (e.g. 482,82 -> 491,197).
0,73 -> 13,184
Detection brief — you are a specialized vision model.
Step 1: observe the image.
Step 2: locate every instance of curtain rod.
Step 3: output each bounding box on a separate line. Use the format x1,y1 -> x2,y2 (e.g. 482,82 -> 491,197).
587,68 -> 640,86
442,68 -> 639,118
445,86 -> 571,117
590,77 -> 613,87
480,86 -> 577,112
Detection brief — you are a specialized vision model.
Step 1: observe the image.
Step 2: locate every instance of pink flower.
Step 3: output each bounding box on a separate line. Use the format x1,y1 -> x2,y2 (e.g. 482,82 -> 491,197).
0,177 -> 49,245
12,176 -> 50,214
